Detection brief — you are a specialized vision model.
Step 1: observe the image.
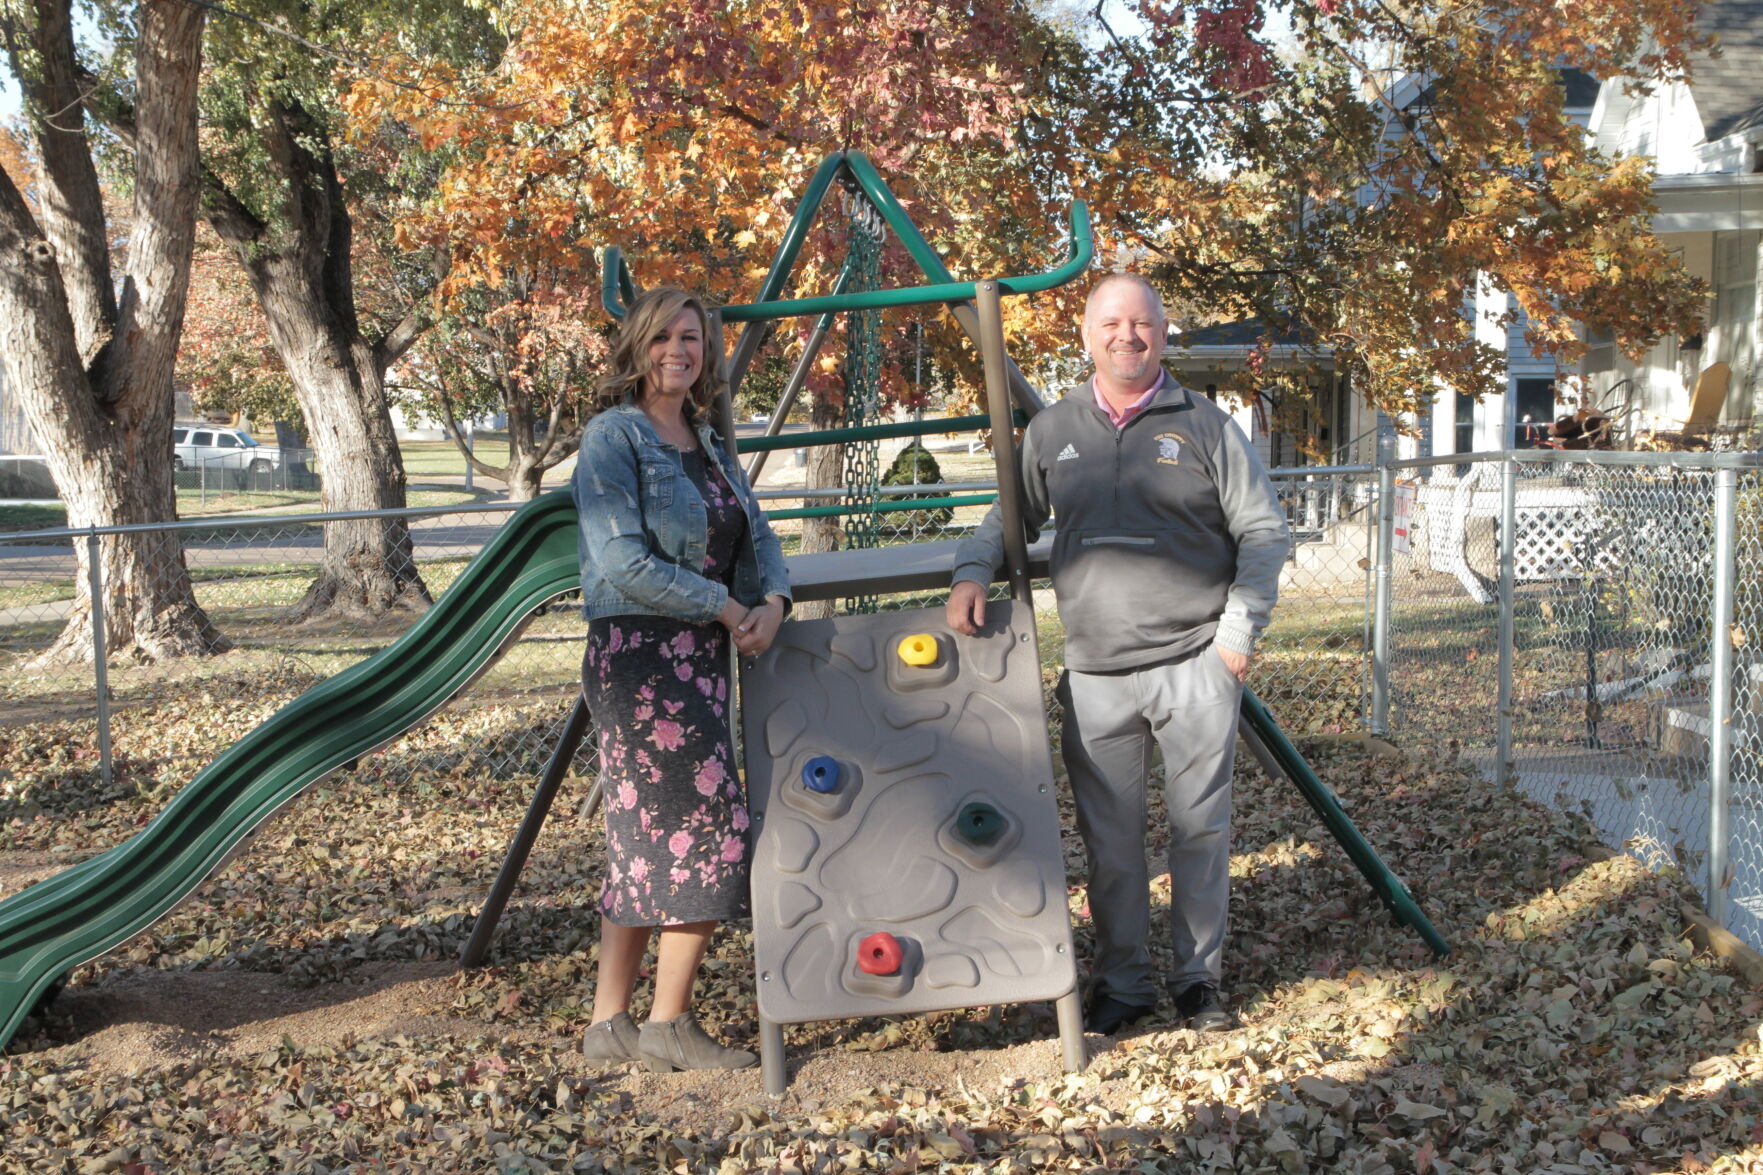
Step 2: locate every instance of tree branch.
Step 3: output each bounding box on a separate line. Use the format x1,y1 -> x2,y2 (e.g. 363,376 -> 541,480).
0,155 -> 101,455
375,249 -> 449,371
23,0 -> 116,362
199,162 -> 268,244
109,0 -> 207,419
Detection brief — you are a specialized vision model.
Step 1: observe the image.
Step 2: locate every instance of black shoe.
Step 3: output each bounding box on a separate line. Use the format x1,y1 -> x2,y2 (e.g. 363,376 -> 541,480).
1173,982 -> 1230,1032
1084,992 -> 1154,1035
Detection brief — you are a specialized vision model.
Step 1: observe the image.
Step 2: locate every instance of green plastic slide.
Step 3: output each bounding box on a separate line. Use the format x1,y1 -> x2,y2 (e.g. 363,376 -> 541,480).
0,491 -> 583,1050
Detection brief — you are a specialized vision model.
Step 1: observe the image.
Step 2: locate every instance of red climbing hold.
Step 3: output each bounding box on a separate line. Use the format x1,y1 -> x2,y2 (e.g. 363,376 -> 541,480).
857,931 -> 903,976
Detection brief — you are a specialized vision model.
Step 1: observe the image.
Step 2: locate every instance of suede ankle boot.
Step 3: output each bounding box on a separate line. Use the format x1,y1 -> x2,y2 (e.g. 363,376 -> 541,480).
581,1010 -> 641,1065
638,1012 -> 757,1072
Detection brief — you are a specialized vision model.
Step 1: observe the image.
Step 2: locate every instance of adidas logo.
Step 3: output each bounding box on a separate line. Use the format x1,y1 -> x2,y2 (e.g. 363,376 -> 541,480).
1056,444 -> 1080,462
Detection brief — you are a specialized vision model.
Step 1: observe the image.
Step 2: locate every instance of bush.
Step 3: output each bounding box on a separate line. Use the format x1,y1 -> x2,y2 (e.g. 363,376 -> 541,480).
877,443 -> 954,539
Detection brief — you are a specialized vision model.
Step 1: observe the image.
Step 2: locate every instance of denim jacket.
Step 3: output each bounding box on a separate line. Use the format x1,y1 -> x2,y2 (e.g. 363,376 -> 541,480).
572,402 -> 792,623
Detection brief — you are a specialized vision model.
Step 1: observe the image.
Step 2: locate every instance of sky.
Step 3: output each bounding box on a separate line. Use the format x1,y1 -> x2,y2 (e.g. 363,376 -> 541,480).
0,3 -> 1156,129
1,8 -> 104,124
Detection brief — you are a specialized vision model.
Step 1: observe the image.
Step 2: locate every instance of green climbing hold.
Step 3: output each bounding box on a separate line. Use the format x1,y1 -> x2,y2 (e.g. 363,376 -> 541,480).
955,801 -> 1006,847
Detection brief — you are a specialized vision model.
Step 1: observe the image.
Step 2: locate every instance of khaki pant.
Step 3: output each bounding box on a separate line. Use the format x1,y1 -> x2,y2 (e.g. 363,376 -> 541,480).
1057,647 -> 1241,1003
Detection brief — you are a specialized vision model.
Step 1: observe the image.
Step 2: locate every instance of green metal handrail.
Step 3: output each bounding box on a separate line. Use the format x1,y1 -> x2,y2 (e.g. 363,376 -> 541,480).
766,493 -> 994,522
601,150 -> 1092,323
734,410 -> 1026,455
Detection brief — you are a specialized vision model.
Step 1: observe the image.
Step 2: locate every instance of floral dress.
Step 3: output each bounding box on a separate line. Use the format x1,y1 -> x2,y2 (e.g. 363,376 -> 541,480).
583,446 -> 751,926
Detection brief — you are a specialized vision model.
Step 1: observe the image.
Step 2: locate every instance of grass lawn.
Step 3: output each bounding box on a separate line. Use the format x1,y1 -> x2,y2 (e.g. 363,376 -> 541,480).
399,436 -> 517,478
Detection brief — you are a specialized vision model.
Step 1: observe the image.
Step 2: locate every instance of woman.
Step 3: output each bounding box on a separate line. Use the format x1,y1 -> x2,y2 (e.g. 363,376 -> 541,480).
572,287 -> 790,1072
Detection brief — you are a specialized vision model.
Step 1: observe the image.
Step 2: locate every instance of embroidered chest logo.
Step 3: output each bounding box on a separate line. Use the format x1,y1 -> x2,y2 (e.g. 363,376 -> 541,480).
1155,432 -> 1185,466
1056,444 -> 1080,462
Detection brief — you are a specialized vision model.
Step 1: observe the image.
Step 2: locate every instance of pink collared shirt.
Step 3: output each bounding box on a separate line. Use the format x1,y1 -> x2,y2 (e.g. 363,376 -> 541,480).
1095,373 -> 1163,430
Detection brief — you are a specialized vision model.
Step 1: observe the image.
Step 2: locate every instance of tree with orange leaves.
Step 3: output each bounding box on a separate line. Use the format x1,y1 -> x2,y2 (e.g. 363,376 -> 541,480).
397,263 -> 605,501
353,0 -> 1709,455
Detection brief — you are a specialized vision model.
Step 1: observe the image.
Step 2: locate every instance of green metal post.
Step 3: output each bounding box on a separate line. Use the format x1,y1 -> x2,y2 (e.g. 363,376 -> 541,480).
1240,690 -> 1449,957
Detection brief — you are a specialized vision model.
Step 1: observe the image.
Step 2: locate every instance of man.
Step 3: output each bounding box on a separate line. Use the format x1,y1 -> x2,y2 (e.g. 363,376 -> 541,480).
947,273 -> 1290,1036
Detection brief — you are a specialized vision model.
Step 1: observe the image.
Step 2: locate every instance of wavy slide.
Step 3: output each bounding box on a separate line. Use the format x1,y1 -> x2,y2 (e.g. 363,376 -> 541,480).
0,491 -> 583,1049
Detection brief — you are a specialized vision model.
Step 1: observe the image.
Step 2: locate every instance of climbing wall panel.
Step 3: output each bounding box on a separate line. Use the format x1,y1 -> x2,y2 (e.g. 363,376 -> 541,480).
740,603 -> 1076,1024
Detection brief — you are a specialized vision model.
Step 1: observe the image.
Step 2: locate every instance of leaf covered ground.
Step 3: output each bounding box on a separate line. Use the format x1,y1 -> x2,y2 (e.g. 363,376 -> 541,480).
2,676 -> 1761,1174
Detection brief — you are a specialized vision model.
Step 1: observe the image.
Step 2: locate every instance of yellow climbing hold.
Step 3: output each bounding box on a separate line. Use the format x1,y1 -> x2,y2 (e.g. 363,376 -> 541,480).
898,634 -> 939,667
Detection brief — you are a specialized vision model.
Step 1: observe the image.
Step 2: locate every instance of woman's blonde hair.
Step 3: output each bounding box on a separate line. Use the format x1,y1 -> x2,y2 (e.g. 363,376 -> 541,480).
592,287 -> 724,415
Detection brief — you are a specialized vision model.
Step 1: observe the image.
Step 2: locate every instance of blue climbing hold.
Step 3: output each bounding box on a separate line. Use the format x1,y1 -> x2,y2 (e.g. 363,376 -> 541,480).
802,756 -> 842,794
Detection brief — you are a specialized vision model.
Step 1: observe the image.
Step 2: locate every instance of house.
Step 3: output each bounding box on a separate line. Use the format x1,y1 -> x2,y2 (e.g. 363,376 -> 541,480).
1574,0 -> 1763,438
1173,2 -> 1763,462
1162,321 -> 1372,469
1165,71 -> 1606,463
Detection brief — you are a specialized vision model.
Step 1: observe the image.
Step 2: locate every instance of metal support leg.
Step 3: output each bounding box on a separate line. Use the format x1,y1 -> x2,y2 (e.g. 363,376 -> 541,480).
708,308 -> 740,467
1239,717 -> 1285,783
460,696 -> 593,967
1055,989 -> 1086,1073
974,280 -> 1033,609
760,1015 -> 788,1096
744,293 -> 841,483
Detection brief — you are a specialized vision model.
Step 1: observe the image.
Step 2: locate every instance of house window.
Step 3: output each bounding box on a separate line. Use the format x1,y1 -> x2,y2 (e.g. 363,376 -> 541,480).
1454,390 -> 1475,454
1513,379 -> 1555,447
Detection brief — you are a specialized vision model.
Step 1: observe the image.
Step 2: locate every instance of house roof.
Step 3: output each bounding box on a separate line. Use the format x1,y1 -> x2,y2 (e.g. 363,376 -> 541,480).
1168,320 -> 1314,349
1692,0 -> 1763,141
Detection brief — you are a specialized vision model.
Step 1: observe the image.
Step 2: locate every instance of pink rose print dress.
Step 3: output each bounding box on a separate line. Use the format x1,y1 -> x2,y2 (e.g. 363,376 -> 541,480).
583,446 -> 751,926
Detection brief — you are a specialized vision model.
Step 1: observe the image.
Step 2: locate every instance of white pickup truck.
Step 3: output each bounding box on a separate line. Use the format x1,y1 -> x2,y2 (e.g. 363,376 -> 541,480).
172,426 -> 283,477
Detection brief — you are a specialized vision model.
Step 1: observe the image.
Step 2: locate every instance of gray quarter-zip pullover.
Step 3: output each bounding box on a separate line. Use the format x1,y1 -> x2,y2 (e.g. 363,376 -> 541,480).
953,373 -> 1291,672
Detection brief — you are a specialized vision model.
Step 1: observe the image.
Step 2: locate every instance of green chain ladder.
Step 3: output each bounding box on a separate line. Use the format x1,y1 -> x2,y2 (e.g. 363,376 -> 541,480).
840,185 -> 887,613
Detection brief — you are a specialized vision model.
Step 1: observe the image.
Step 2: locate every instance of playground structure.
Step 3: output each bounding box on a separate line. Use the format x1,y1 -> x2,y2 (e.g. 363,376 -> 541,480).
0,152 -> 1445,1087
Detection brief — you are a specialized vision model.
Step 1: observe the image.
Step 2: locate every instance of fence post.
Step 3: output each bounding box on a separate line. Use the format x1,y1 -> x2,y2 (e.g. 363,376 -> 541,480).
1371,461 -> 1394,737
1707,465 -> 1737,928
1496,456 -> 1517,784
86,530 -> 113,785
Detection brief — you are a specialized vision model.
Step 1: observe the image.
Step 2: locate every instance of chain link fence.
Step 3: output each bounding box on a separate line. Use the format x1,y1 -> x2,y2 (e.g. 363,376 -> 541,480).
171,447 -> 320,504
4,448 -> 1758,952
1377,450 -> 1763,952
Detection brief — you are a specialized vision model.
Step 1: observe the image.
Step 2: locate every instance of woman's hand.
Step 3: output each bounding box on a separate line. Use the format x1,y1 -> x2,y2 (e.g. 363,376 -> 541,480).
733,596 -> 786,657
717,597 -> 752,634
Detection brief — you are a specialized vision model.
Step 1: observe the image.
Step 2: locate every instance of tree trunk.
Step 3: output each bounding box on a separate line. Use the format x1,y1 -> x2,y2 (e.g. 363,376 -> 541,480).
499,396 -> 543,502
795,395 -> 846,621
32,454 -> 228,665
504,453 -> 547,502
0,0 -> 221,665
201,100 -> 431,623
435,370 -> 579,503
249,262 -> 426,620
